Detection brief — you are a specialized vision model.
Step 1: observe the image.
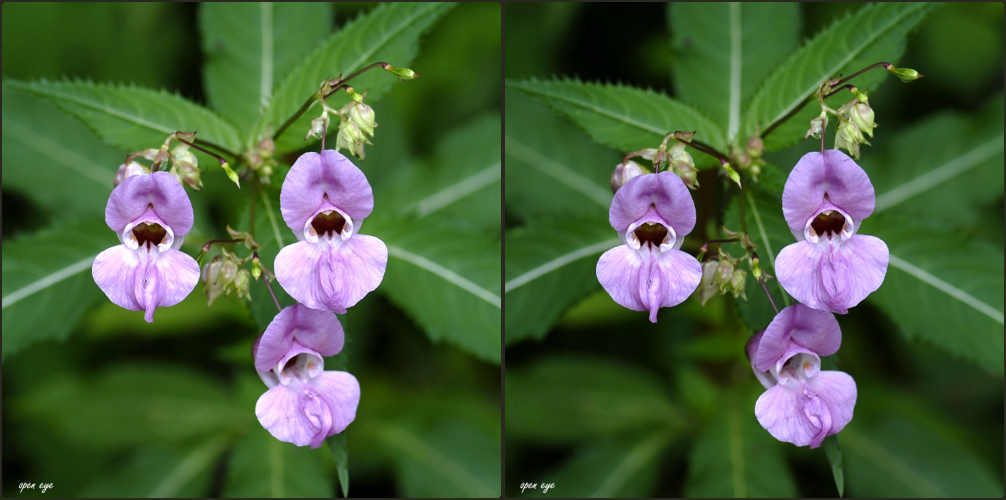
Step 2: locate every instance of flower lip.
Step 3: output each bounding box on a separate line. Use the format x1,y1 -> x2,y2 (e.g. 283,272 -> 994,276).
303,204 -> 354,243
804,205 -> 854,243
275,343 -> 325,387
625,217 -> 676,251
132,222 -> 167,248
121,214 -> 175,252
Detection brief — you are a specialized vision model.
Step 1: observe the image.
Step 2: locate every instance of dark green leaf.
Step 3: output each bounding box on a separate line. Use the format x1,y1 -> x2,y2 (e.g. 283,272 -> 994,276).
507,78 -> 726,159
1,219 -> 117,359
505,356 -> 684,443
241,186 -> 296,330
222,426 -> 334,498
2,88 -> 122,215
669,3 -> 801,142
82,438 -> 229,498
504,217 -> 619,344
200,2 -> 332,138
4,79 -> 242,153
327,433 -> 350,498
824,434 -> 845,497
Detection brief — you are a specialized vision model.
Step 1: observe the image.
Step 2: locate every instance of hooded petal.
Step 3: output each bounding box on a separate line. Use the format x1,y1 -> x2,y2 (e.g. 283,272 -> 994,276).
755,304 -> 842,372
807,370 -> 857,438
755,384 -> 832,448
782,150 -> 875,234
596,246 -> 701,322
105,172 -> 194,235
91,246 -> 199,322
275,235 -> 388,313
255,305 -> 345,373
311,371 -> 360,436
255,385 -> 333,449
777,235 -> 888,314
280,150 -> 374,233
609,171 -> 696,236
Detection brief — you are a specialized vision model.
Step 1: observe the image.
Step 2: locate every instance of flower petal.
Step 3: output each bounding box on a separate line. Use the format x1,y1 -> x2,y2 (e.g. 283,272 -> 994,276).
256,305 -> 345,373
782,150 -> 875,234
255,385 -> 332,449
280,151 -> 374,233
755,384 -> 821,448
275,235 -> 388,313
755,304 -> 841,371
808,370 -> 857,439
647,248 -> 703,321
105,172 -> 194,235
311,371 -> 360,436
596,246 -> 701,322
777,235 -> 888,314
91,246 -> 199,322
609,171 -> 696,236
93,245 -> 143,312
597,245 -> 647,312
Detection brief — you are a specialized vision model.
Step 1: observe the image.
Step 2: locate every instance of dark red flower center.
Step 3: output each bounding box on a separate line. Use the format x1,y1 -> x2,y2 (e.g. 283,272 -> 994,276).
634,223 -> 668,247
132,223 -> 167,248
811,210 -> 846,237
312,210 -> 346,237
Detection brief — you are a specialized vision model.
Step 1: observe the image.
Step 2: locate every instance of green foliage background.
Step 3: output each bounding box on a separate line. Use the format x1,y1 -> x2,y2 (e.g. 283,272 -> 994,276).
505,3 -> 1003,498
2,2 -> 500,497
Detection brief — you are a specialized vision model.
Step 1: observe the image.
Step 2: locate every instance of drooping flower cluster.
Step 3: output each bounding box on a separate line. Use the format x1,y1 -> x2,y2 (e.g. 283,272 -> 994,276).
747,304 -> 856,448
596,171 -> 702,322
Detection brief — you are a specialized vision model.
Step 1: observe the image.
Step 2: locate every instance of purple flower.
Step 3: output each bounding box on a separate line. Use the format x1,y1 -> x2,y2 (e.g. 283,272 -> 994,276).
91,172 -> 200,322
776,150 -> 889,314
747,304 -> 856,449
274,151 -> 388,313
596,172 -> 703,322
253,304 -> 360,448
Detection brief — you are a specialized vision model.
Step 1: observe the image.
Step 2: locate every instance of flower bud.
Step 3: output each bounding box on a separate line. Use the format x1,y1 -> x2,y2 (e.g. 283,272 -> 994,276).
203,259 -> 225,306
715,259 -> 734,294
841,100 -> 877,138
220,259 -> 238,286
747,136 -> 764,158
336,119 -> 370,159
610,160 -> 649,193
805,112 -> 828,140
699,260 -> 720,306
233,269 -> 251,301
887,65 -> 923,82
306,114 -> 330,141
384,65 -> 419,81
348,102 -> 377,137
730,269 -> 747,299
171,149 -> 202,190
835,119 -> 869,160
113,161 -> 150,187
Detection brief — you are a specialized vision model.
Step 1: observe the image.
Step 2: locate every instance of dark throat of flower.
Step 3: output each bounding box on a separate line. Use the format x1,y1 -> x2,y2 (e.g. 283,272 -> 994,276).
312,210 -> 346,238
811,210 -> 846,238
133,223 -> 167,249
634,223 -> 668,248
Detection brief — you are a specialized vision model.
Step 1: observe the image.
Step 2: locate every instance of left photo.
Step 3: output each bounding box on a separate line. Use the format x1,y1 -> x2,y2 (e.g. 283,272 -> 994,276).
2,2 -> 501,497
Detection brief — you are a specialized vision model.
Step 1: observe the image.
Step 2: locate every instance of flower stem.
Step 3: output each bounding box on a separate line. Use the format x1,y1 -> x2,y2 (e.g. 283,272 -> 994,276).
273,62 -> 388,141
831,62 -> 890,88
253,251 -> 283,313
752,251 -> 779,314
201,239 -> 243,254
176,136 -> 233,168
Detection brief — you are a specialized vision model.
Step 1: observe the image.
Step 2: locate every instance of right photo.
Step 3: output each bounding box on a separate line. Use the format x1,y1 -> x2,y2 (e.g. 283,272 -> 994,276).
504,3 -> 1004,498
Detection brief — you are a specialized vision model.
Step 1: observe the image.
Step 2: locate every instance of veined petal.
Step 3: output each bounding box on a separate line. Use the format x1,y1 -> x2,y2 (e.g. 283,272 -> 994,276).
755,304 -> 842,372
807,370 -> 857,438
311,371 -> 361,436
782,150 -> 875,234
91,245 -> 199,322
609,171 -> 696,236
646,248 -> 702,322
93,245 -> 143,312
255,385 -> 332,449
275,236 -> 388,313
596,245 -> 647,313
777,236 -> 888,314
105,172 -> 194,235
280,151 -> 374,233
256,304 -> 345,373
755,384 -> 823,448
596,246 -> 701,323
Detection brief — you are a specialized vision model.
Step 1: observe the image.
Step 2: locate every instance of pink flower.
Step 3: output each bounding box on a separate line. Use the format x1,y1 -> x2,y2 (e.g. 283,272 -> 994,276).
747,304 -> 857,449
274,151 -> 388,313
596,172 -> 702,322
253,304 -> 360,448
91,172 -> 199,322
776,150 -> 889,313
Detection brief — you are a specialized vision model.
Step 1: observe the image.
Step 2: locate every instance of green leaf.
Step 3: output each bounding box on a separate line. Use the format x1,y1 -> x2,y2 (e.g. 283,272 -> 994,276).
377,422 -> 500,498
4,79 -> 242,153
842,418 -> 1003,498
200,2 -> 333,139
507,78 -> 726,160
669,3 -> 801,142
222,426 -> 334,498
504,92 -> 617,221
1,219 -> 117,359
266,3 -> 456,152
744,2 -> 938,149
684,396 -> 797,498
326,433 -> 350,498
368,215 -> 501,363
523,433 -> 673,498
868,96 -> 1004,226
722,184 -> 792,331
505,356 -> 684,443
82,438 -> 229,498
14,364 -> 246,448
824,434 -> 846,497
868,215 -> 1004,374
1,88 -> 122,215
504,217 -> 619,344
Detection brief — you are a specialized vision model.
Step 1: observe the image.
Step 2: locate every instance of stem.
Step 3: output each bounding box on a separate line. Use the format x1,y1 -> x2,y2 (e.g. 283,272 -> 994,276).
253,251 -> 283,313
249,187 -> 257,239
321,129 -> 326,151
176,137 -> 232,168
685,139 -> 730,164
832,62 -> 890,88
253,252 -> 277,280
201,239 -> 243,254
762,94 -> 814,138
823,84 -> 859,100
193,138 -> 240,162
738,186 -> 749,235
264,277 -> 283,313
273,62 -> 388,140
759,275 -> 780,315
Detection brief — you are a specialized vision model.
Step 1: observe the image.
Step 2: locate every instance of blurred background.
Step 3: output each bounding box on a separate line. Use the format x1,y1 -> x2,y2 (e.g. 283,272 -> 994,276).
505,2 -> 1003,497
3,2 -> 500,497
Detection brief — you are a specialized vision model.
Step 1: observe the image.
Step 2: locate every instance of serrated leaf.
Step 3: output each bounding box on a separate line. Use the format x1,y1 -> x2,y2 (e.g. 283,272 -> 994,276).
201,2 -> 332,139
367,215 -> 501,363
266,3 -> 456,152
222,426 -> 334,498
868,215 -> 1004,374
504,92 -> 617,221
507,79 -> 726,162
2,88 -> 122,215
843,418 -> 1003,498
684,396 -> 797,498
1,219 -> 117,359
744,3 -> 938,149
505,356 -> 684,443
504,217 -> 619,344
378,422 -> 500,498
522,433 -> 672,498
4,79 -> 242,154
82,438 -> 229,498
669,3 -> 801,142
